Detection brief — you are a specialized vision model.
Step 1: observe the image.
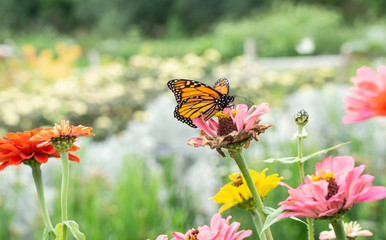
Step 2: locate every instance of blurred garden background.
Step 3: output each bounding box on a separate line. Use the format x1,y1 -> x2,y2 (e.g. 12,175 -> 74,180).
0,0 -> 385,239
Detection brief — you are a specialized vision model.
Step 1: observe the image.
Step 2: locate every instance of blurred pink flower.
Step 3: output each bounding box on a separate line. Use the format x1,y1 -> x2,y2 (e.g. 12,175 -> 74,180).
171,213 -> 252,240
319,221 -> 372,239
343,66 -> 386,123
187,103 -> 271,156
278,156 -> 386,219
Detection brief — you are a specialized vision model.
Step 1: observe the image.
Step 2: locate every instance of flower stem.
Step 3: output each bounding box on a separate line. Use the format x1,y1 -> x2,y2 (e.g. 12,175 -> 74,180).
229,149 -> 274,240
296,125 -> 314,240
251,209 -> 267,240
297,127 -> 305,183
31,166 -> 56,239
330,219 -> 348,240
60,152 -> 69,240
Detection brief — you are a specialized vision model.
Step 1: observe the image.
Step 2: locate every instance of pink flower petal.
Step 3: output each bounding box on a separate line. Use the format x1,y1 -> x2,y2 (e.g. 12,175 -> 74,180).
193,116 -> 216,136
187,137 -> 204,147
356,186 -> 386,203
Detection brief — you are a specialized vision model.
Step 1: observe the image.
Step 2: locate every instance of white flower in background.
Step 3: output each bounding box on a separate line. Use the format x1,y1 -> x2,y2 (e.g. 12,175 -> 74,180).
296,37 -> 315,55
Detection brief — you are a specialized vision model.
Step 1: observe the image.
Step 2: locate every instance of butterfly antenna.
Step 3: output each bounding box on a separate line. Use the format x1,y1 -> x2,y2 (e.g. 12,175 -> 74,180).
233,95 -> 255,106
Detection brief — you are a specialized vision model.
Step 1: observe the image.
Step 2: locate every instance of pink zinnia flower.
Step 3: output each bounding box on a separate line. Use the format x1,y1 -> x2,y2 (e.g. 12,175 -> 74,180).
278,156 -> 386,219
171,213 -> 252,240
343,65 -> 386,123
187,103 -> 272,156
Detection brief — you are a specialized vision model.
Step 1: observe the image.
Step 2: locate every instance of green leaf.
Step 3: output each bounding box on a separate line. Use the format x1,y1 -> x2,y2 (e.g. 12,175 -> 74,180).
63,220 -> 86,240
42,227 -> 50,240
264,157 -> 298,164
261,207 -> 284,233
300,142 -> 351,163
43,227 -> 56,240
54,223 -> 63,240
261,207 -> 307,234
290,216 -> 307,225
263,142 -> 350,164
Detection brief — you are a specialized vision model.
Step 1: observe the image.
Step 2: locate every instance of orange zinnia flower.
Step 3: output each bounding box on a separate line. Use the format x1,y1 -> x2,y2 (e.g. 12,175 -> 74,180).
0,128 -> 80,171
30,120 -> 94,152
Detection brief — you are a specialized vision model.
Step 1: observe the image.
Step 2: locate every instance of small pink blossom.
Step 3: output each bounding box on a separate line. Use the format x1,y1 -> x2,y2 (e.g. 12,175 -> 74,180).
343,65 -> 386,123
319,221 -> 373,239
278,156 -> 386,219
171,213 -> 252,240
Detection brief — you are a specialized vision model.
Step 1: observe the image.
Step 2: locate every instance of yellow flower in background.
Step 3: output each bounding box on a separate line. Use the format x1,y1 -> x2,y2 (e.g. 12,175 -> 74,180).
21,42 -> 82,79
211,169 -> 282,213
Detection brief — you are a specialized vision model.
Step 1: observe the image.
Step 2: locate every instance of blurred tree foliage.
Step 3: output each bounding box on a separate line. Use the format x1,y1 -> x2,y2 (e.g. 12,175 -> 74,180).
0,0 -> 266,37
1,0 -> 384,38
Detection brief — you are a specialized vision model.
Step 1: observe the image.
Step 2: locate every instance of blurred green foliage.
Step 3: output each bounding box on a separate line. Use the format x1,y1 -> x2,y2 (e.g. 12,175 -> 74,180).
2,2 -> 386,60
0,0 -> 266,37
1,0 -> 385,38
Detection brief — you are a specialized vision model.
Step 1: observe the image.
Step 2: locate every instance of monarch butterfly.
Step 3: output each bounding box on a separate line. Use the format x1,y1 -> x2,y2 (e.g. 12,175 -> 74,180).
167,78 -> 235,128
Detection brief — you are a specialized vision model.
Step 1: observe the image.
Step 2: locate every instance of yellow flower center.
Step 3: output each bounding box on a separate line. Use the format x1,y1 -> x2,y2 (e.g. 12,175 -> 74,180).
216,109 -> 238,119
310,170 -> 335,182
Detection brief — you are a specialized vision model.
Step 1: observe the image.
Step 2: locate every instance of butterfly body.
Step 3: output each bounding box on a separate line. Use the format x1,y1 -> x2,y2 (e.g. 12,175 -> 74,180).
167,78 -> 234,128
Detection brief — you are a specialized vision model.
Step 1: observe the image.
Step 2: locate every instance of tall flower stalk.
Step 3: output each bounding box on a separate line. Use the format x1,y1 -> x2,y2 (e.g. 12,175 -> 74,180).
0,129 -> 81,239
294,109 -> 314,240
30,163 -> 56,239
188,103 -> 274,239
60,152 -> 70,240
330,219 -> 348,240
31,120 -> 94,240
228,147 -> 273,240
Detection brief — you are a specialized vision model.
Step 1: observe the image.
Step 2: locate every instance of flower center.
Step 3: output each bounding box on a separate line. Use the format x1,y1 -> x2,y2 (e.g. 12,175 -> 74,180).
310,170 -> 335,182
187,229 -> 200,240
326,178 -> 339,200
310,170 -> 339,200
51,136 -> 76,153
217,114 -> 237,136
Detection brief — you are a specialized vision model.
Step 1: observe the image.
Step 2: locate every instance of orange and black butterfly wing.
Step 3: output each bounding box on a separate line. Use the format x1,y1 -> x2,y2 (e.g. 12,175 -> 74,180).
167,79 -> 221,102
174,95 -> 222,127
213,77 -> 230,95
167,78 -> 234,128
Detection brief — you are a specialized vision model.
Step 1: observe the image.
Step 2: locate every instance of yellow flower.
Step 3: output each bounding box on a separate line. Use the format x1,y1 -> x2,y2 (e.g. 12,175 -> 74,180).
211,169 -> 282,213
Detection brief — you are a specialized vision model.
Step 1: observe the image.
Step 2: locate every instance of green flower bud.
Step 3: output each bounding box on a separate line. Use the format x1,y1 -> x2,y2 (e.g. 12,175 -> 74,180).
294,109 -> 309,126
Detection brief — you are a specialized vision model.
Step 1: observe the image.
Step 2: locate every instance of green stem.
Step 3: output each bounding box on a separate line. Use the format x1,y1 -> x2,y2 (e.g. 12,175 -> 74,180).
251,209 -> 267,240
229,149 -> 274,240
296,125 -> 314,240
307,218 -> 314,240
31,166 -> 56,239
60,152 -> 69,240
330,219 -> 348,240
297,129 -> 305,183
